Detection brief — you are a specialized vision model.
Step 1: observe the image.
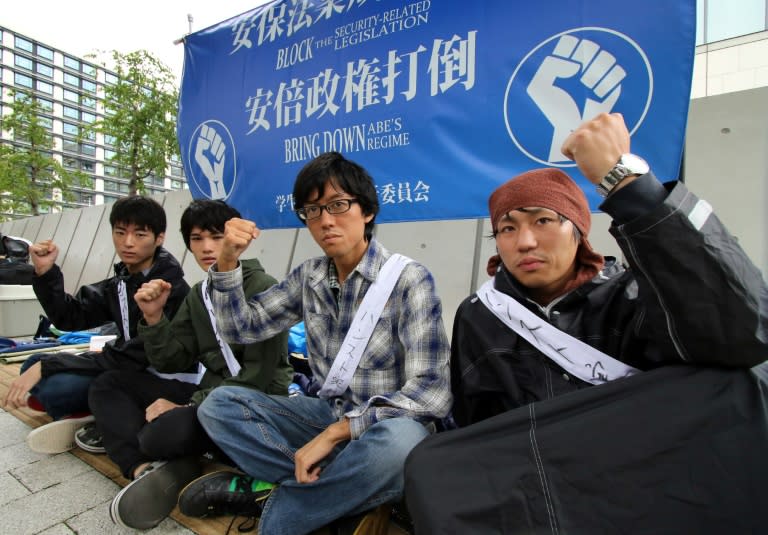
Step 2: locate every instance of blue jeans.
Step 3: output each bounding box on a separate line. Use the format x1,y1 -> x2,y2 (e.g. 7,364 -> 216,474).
21,353 -> 93,420
198,386 -> 430,535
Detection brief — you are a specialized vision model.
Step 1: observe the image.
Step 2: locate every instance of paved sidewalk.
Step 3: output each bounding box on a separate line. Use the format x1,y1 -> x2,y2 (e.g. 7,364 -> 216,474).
0,407 -> 194,535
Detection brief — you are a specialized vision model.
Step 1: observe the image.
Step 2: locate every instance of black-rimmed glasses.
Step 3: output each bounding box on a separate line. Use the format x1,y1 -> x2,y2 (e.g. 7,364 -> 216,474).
295,199 -> 358,221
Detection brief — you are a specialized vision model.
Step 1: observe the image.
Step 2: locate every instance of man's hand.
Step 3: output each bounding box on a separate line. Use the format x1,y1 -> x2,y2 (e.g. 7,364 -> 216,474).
294,419 -> 351,483
29,240 -> 59,276
561,112 -> 631,184
145,398 -> 183,422
2,361 -> 43,410
134,279 -> 172,325
218,218 -> 260,272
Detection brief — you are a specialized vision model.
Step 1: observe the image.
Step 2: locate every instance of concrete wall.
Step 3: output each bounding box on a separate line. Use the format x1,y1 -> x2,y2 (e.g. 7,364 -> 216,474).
1,85 -> 766,336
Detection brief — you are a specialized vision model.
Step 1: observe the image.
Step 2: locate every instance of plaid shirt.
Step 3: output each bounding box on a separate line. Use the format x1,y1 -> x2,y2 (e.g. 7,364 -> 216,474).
209,239 -> 452,438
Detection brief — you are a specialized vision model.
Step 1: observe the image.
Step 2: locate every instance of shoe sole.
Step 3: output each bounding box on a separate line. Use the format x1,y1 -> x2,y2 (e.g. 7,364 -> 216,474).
177,469 -> 257,518
110,457 -> 202,530
26,415 -> 95,454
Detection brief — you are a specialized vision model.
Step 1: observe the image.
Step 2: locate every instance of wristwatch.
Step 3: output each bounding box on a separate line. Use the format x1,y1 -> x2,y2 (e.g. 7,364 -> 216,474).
597,153 -> 649,197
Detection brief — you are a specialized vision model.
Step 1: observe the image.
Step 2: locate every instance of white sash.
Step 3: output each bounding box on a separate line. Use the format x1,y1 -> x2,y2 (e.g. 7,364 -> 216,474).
476,279 -> 640,385
318,254 -> 413,398
201,278 -> 241,378
117,280 -> 131,341
120,278 -> 204,384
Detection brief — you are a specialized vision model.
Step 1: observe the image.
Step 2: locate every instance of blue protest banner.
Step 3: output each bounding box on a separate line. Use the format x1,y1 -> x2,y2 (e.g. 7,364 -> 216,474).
178,0 -> 695,228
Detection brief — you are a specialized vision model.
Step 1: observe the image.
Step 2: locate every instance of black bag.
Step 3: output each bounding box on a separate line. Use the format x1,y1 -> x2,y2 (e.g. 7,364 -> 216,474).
0,234 -> 31,261
405,364 -> 768,534
0,234 -> 33,284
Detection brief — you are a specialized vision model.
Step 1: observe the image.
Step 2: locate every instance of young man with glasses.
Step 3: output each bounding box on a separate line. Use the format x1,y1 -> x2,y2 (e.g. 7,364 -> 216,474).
177,152 -> 452,535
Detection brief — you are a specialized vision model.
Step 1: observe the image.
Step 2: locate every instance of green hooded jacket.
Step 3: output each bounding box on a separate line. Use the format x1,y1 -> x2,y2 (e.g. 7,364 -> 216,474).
138,258 -> 292,405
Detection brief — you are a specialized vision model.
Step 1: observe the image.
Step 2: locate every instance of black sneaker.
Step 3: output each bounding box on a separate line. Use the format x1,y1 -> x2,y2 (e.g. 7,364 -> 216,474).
110,457 -> 202,530
74,423 -> 106,453
177,470 -> 275,518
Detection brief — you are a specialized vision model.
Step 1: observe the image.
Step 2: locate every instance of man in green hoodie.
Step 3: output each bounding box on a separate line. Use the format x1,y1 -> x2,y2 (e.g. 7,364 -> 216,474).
85,199 -> 292,530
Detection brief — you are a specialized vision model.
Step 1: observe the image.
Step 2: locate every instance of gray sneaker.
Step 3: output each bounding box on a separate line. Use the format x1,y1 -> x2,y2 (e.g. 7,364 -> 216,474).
110,457 -> 202,530
26,414 -> 95,454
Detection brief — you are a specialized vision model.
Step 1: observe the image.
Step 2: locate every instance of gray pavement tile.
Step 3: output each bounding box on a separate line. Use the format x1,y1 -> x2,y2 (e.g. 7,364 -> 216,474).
0,471 -> 30,506
0,469 -> 118,534
37,524 -> 76,535
12,452 -> 94,492
0,412 -> 33,448
0,441 -> 48,473
67,502 -> 194,535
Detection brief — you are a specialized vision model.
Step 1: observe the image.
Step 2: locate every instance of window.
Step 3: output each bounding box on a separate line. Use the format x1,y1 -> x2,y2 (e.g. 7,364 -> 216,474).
36,63 -> 53,78
171,166 -> 183,177
36,98 -> 53,112
81,95 -> 96,109
104,195 -> 119,204
63,73 -> 79,87
64,56 -> 80,70
104,149 -> 117,160
706,0 -> 766,42
36,80 -> 53,94
81,111 -> 96,124
82,64 -> 97,77
63,106 -> 79,119
81,161 -> 94,173
104,165 -> 119,177
82,129 -> 96,141
62,139 -> 79,153
82,80 -> 97,93
14,36 -> 33,53
14,72 -> 33,88
63,157 -> 79,169
104,134 -> 117,146
81,144 -> 96,157
14,55 -> 33,70
63,89 -> 79,103
171,180 -> 184,189
63,123 -> 79,136
38,116 -> 53,130
105,72 -> 118,85
37,45 -> 54,61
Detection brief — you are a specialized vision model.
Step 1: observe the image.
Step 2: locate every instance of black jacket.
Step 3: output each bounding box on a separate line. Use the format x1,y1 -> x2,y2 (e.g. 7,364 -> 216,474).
451,174 -> 768,427
32,247 -> 189,376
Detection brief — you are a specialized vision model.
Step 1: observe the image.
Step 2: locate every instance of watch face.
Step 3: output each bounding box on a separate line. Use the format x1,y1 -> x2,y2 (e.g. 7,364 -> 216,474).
621,153 -> 650,175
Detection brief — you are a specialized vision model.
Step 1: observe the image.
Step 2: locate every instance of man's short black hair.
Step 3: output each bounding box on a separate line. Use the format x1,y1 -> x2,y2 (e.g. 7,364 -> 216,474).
180,199 -> 241,250
109,195 -> 166,237
292,152 -> 379,241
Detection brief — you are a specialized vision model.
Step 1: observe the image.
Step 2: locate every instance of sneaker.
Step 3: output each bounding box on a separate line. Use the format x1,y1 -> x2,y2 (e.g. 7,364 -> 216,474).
74,423 -> 106,453
110,457 -> 202,530
332,504 -> 391,535
177,470 -> 275,518
26,414 -> 95,454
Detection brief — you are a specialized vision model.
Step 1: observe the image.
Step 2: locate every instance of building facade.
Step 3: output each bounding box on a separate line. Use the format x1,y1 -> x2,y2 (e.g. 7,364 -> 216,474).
0,26 -> 187,215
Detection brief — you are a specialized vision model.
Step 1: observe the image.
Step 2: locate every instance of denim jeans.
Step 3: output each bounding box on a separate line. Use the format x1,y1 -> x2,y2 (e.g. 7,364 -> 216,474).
198,386 -> 430,535
21,353 -> 92,420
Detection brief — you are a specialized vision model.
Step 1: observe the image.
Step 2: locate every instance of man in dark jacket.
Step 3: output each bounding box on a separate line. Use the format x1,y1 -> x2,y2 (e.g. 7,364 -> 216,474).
87,199 -> 292,530
404,113 -> 768,533
2,196 -> 189,454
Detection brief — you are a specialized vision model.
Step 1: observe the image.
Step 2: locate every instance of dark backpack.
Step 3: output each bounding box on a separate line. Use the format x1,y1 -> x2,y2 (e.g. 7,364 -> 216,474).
0,234 -> 34,284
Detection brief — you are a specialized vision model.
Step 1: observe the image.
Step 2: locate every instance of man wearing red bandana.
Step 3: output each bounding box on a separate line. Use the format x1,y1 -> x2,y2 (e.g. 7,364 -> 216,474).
405,113 -> 768,534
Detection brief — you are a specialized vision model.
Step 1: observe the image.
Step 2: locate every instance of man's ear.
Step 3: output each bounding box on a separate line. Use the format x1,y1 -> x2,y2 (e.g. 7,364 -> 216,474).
155,232 -> 165,247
